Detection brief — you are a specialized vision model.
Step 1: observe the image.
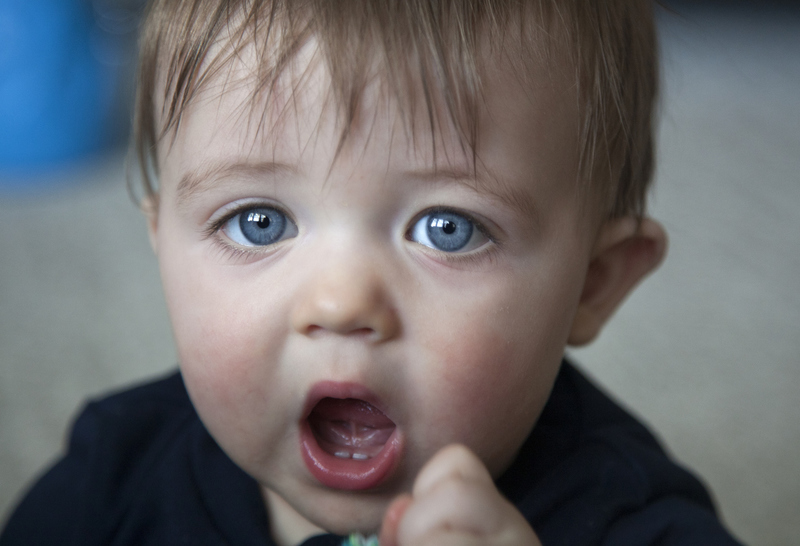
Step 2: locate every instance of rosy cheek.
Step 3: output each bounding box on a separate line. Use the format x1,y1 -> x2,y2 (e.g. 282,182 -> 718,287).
438,327 -> 515,411
176,306 -> 289,464
425,324 -> 511,416
420,308 -> 557,474
166,270 -> 273,421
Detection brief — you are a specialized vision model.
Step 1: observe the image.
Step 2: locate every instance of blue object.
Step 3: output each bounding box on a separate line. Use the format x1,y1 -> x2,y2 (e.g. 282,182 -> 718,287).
0,0 -> 117,175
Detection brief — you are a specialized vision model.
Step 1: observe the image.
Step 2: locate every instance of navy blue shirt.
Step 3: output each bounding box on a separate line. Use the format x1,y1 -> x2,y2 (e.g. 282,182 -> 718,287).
1,362 -> 743,545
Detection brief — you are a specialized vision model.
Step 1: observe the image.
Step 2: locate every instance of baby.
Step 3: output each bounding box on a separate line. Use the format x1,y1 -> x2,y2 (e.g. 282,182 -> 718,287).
1,1 -> 743,545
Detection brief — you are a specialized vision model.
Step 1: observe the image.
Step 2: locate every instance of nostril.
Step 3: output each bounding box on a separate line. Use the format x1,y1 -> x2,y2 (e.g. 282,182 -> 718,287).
305,324 -> 375,337
291,280 -> 399,341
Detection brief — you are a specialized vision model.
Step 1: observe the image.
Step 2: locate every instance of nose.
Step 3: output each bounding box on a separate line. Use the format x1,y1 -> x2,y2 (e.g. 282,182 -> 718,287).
290,256 -> 401,342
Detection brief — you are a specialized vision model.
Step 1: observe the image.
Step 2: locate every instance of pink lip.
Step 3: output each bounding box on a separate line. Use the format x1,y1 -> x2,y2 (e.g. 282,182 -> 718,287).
300,381 -> 402,491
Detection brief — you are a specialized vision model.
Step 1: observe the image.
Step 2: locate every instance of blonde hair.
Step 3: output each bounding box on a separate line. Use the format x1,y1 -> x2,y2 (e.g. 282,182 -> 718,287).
132,0 -> 659,218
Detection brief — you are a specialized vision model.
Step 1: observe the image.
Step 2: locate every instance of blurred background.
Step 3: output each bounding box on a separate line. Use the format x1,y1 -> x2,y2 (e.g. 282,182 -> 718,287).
1,1 -> 798,544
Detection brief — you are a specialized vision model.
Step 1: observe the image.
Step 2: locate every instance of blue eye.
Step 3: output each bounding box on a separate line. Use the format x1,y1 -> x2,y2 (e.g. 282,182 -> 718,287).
409,210 -> 489,253
222,206 -> 297,247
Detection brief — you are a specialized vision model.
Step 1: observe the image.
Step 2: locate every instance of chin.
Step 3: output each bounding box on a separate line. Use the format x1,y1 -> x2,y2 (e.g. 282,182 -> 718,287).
308,491 -> 392,535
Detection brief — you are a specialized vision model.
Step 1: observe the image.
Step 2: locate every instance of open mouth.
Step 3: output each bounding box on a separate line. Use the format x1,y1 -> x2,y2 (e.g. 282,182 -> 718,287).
300,384 -> 402,490
308,398 -> 396,460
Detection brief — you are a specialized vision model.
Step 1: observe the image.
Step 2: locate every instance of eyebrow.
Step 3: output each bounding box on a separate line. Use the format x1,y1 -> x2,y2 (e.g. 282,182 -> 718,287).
176,160 -> 297,206
404,167 -> 539,222
176,160 -> 537,222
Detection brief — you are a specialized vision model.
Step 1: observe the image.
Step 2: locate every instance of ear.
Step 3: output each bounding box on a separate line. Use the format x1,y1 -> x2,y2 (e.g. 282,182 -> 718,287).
141,194 -> 160,254
568,217 -> 667,346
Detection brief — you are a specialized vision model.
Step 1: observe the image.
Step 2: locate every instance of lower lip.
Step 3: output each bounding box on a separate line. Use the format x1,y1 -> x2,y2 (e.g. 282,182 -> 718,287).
300,419 -> 402,491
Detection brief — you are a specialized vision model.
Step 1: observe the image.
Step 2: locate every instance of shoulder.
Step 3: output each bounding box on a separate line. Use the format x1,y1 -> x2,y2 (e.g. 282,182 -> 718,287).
57,370 -> 199,504
499,360 -> 744,546
71,370 -> 197,464
0,372 -> 213,545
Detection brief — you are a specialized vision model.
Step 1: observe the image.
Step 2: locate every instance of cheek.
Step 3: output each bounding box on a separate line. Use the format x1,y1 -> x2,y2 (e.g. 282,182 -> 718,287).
418,325 -> 542,475
414,274 -> 578,474
158,244 -> 290,456
436,322 -> 552,444
166,268 -> 256,380
438,326 -> 516,407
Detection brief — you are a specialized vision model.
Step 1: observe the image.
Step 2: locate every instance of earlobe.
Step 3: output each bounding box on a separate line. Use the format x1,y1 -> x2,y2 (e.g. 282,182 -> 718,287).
568,217 -> 667,346
142,195 -> 159,254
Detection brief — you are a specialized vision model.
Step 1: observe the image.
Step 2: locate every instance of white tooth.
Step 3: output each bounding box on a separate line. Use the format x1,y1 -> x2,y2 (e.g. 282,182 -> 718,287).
334,451 -> 351,459
352,452 -> 369,460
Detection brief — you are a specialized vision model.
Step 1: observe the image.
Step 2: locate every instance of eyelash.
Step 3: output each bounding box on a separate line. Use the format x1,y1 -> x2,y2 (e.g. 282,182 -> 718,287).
203,202 -> 295,260
203,203 -> 500,264
425,246 -> 499,268
407,207 -> 498,255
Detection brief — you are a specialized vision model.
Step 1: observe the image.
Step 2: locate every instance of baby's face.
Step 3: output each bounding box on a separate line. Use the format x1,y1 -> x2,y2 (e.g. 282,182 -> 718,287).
152,42 -> 594,534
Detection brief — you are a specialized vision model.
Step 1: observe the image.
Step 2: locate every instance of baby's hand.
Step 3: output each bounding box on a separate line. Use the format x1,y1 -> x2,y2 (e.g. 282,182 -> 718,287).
378,445 -> 542,546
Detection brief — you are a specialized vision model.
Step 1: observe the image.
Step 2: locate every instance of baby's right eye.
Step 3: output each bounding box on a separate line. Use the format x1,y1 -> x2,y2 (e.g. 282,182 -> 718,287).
221,206 -> 298,247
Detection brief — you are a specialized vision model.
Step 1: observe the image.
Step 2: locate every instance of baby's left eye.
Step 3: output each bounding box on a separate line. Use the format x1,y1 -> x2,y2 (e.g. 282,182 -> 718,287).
408,210 -> 490,253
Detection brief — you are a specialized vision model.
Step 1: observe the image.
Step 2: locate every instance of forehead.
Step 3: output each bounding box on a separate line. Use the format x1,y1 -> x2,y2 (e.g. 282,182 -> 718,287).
158,24 -> 581,219
156,3 -> 578,158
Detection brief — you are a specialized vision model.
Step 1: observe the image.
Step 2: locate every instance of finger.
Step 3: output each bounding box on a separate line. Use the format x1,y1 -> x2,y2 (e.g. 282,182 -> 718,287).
399,475 -> 505,542
378,494 -> 412,546
398,481 -> 543,546
412,444 -> 494,499
414,528 -> 543,546
404,528 -> 485,546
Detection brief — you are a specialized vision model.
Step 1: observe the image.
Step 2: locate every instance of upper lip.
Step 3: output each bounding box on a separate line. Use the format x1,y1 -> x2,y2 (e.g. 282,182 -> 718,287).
302,380 -> 392,421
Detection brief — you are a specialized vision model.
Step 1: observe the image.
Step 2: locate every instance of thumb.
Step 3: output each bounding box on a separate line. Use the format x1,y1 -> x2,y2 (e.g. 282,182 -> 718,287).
378,494 -> 413,546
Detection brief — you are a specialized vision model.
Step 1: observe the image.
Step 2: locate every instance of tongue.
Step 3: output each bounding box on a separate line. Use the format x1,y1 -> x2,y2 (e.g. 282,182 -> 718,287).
308,398 -> 395,459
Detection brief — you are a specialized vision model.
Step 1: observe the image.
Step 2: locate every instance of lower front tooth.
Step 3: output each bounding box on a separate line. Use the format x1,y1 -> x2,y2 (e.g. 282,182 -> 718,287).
334,451 -> 351,459
352,453 -> 369,460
